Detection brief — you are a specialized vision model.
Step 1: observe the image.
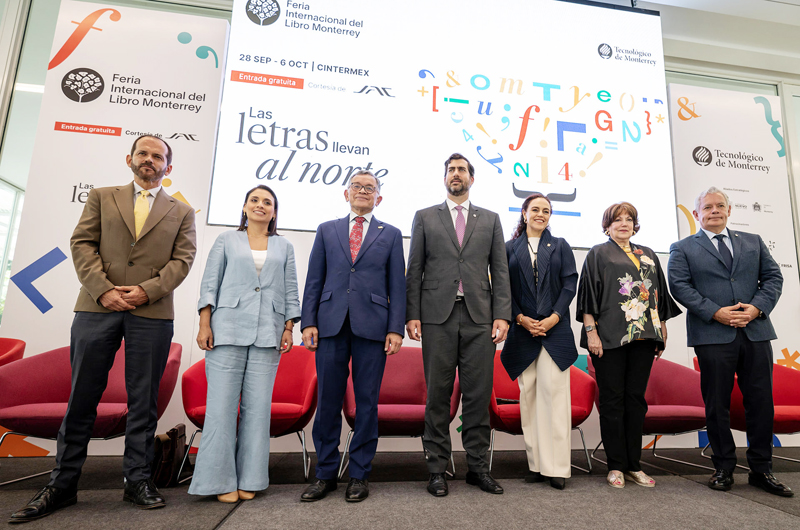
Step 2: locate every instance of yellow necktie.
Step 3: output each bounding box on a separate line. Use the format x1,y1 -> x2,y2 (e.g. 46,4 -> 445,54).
134,190 -> 150,238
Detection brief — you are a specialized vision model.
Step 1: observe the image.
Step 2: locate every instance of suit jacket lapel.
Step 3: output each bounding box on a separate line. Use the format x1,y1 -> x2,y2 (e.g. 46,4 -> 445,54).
437,202 -> 461,251
113,183 -> 136,239
336,215 -> 354,264
354,216 -> 382,266
729,230 -> 742,273
460,204 -> 479,251
137,189 -> 174,240
694,232 -> 727,269
512,235 -> 536,298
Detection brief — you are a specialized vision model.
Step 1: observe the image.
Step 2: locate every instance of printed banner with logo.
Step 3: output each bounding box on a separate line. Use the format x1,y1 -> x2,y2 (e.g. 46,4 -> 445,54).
668,83 -> 800,447
208,0 -> 678,251
1,1 -> 228,456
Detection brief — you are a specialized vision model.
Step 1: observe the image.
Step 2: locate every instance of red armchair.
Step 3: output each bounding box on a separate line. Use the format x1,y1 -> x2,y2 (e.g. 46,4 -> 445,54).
0,338 -> 25,368
0,342 -> 182,485
488,350 -> 597,473
179,345 -> 318,481
338,347 -> 461,479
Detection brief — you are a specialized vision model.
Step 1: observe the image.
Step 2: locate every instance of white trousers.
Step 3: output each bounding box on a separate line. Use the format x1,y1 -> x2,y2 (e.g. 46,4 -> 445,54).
517,346 -> 572,478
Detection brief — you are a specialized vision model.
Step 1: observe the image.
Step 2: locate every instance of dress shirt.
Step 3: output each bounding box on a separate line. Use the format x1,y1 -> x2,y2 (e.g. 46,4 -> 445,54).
132,181 -> 162,210
348,211 -> 373,245
445,197 -> 471,230
701,227 -> 734,259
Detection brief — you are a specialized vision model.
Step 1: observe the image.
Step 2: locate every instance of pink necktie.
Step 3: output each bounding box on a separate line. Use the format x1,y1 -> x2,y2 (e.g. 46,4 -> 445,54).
455,205 -> 465,293
350,216 -> 365,262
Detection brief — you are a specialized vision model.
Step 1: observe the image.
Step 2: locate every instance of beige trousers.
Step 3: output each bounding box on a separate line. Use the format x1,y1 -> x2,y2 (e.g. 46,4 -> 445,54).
517,346 -> 572,478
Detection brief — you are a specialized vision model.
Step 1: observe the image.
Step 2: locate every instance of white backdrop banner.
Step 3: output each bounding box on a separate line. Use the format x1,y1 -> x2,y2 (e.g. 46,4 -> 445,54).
668,83 -> 800,446
2,1 -> 228,454
208,0 -> 678,251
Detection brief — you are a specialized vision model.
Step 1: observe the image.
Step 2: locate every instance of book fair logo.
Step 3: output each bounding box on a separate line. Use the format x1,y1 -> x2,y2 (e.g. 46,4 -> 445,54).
61,68 -> 104,103
692,146 -> 712,167
597,43 -> 612,59
246,0 -> 280,26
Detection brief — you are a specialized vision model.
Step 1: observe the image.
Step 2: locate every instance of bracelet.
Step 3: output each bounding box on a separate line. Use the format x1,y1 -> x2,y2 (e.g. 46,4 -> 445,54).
284,327 -> 293,332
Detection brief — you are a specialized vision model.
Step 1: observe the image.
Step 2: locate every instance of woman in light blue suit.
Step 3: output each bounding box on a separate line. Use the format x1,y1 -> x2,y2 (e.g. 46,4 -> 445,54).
188,185 -> 301,503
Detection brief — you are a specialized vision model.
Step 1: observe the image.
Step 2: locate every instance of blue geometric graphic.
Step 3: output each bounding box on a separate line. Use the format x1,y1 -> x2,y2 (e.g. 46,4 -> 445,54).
10,247 -> 68,313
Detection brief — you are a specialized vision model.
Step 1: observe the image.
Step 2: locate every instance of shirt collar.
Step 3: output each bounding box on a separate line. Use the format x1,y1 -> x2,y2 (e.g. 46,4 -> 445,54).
133,181 -> 162,198
446,197 -> 470,212
349,211 -> 373,224
701,227 -> 730,241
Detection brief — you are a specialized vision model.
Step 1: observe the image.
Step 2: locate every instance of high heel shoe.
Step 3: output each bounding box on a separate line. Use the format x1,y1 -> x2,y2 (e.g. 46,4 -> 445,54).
237,490 -> 255,500
217,491 -> 239,503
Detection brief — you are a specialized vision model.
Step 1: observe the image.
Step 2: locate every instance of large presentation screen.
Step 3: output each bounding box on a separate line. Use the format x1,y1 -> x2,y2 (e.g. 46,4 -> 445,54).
208,0 -> 678,251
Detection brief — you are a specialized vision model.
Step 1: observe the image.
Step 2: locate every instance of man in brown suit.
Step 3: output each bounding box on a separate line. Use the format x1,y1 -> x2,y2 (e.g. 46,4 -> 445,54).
10,136 -> 196,524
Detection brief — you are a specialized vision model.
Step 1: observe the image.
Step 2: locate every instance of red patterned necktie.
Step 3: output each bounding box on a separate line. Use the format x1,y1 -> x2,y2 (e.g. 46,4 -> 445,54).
350,216 -> 365,262
455,205 -> 465,292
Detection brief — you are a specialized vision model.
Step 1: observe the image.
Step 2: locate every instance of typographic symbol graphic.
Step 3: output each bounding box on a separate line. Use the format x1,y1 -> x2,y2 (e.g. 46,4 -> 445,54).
677,97 -> 700,121
476,123 -> 497,145
677,204 -> 697,235
61,68 -> 104,102
162,178 -> 199,213
754,96 -> 786,157
355,86 -> 395,97
598,43 -> 612,59
779,348 -> 800,370
579,153 -> 603,177
48,8 -> 121,70
246,0 -> 280,26
692,146 -> 712,166
177,32 -> 219,69
418,69 -> 435,78
10,247 -> 68,313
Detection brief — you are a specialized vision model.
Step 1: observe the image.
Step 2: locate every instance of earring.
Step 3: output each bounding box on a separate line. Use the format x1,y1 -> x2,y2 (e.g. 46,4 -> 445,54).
604,229 -> 609,236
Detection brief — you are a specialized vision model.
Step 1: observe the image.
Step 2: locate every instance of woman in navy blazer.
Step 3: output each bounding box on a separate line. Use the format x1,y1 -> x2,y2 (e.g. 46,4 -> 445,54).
501,193 -> 578,490
188,185 -> 301,503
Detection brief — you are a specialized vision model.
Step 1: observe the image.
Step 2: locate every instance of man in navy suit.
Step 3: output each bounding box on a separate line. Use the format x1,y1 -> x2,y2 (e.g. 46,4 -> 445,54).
300,170 -> 406,502
669,186 -> 791,497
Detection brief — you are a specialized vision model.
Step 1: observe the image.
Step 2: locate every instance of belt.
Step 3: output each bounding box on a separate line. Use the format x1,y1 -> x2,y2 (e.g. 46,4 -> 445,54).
455,295 -> 465,302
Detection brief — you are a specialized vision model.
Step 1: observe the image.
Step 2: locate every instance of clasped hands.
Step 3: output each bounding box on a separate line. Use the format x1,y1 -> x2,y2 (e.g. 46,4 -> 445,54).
98,285 -> 149,312
517,314 -> 558,338
713,303 -> 760,328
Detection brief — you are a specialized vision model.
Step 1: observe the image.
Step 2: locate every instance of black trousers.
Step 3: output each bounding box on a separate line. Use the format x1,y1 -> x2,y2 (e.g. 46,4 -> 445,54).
422,300 -> 495,473
695,329 -> 774,473
49,311 -> 173,490
591,341 -> 656,472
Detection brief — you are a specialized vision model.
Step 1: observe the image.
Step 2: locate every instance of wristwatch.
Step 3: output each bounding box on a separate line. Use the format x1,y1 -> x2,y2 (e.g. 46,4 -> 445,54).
585,324 -> 596,332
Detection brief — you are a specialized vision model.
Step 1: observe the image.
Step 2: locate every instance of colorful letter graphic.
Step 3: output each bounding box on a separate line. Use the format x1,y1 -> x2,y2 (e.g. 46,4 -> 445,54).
48,9 -> 122,70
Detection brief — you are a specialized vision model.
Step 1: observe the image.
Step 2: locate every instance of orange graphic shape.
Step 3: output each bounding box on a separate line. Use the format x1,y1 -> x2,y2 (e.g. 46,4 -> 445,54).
48,9 -> 122,70
0,426 -> 50,457
642,435 -> 660,450
778,348 -> 800,370
677,204 -> 696,235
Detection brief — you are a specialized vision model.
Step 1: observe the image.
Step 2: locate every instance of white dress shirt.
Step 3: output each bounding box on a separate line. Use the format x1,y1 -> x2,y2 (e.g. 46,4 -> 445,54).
133,181 -> 162,210
252,249 -> 267,277
701,227 -> 734,258
348,211 -> 373,245
445,197 -> 471,229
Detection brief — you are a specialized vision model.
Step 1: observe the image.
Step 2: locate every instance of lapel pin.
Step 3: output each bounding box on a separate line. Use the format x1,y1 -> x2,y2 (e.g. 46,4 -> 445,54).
547,243 -> 551,247
378,226 -> 384,229
473,214 -> 476,218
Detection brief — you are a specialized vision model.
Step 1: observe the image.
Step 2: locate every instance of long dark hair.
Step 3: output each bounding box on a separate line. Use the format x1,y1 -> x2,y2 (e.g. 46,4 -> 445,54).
511,193 -> 552,239
238,185 -> 279,236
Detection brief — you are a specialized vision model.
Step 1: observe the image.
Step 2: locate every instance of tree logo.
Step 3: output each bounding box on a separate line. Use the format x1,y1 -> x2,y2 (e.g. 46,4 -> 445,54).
692,146 -> 712,166
598,43 -> 612,59
246,0 -> 280,26
61,68 -> 104,103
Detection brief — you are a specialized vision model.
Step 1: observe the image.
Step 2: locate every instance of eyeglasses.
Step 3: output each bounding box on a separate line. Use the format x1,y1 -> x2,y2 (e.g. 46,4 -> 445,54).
349,183 -> 377,194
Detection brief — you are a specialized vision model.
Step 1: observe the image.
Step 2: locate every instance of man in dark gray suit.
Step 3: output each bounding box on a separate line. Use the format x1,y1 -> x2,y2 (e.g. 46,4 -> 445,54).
669,186 -> 791,497
406,153 -> 511,497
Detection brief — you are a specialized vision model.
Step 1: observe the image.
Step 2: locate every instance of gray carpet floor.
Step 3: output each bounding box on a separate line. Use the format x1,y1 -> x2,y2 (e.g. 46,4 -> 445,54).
2,449 -> 799,529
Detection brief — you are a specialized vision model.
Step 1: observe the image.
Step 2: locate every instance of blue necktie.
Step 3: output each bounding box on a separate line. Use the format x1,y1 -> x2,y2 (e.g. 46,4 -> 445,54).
714,234 -> 733,272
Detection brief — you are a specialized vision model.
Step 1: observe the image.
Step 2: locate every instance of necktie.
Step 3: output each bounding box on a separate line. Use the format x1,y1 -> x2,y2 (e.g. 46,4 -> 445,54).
714,234 -> 733,271
134,190 -> 150,239
350,216 -> 365,262
455,205 -> 465,293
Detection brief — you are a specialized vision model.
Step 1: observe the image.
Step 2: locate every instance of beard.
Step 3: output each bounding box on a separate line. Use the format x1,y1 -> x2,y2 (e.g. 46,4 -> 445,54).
447,180 -> 470,196
131,162 -> 166,183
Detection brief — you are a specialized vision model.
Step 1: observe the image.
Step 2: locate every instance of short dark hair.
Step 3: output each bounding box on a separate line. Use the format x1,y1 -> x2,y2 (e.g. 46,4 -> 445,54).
238,185 -> 279,236
512,193 -> 552,239
601,202 -> 640,235
131,135 -> 172,166
351,169 -> 381,194
443,153 -> 475,178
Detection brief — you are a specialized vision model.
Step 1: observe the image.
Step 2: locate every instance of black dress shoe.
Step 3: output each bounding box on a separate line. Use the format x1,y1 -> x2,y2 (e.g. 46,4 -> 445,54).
748,472 -> 794,497
123,478 -> 165,509
708,469 -> 734,491
345,478 -> 369,502
525,471 -> 546,483
427,473 -> 448,497
301,478 -> 337,502
8,486 -> 77,524
466,471 -> 504,494
549,477 -> 566,490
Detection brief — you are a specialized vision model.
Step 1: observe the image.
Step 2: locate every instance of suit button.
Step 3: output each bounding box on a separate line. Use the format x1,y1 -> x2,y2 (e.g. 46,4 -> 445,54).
128,262 -> 133,266
731,278 -> 735,282
351,268 -> 355,272
347,289 -> 350,293
255,287 -> 260,292
459,259 -> 464,263
130,243 -> 135,247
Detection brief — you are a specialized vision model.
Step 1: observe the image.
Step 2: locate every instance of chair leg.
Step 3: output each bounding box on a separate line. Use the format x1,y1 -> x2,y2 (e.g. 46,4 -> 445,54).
590,439 -> 607,466
570,427 -> 592,474
488,429 -> 496,472
297,431 -> 311,480
337,430 -> 354,480
700,441 -> 750,471
650,435 -> 714,471
177,429 -> 201,485
448,452 -> 456,478
0,432 -> 54,487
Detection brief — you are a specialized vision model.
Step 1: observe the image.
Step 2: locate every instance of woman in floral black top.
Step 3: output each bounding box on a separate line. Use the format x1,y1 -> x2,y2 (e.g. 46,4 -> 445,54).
576,202 -> 681,489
